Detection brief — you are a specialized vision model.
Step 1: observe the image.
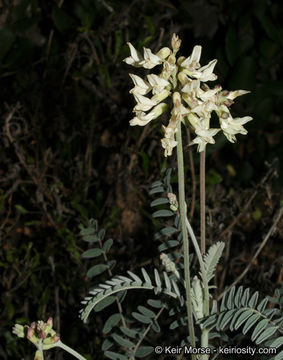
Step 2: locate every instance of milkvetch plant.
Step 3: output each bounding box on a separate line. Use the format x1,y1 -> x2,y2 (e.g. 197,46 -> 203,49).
13,34 -> 283,360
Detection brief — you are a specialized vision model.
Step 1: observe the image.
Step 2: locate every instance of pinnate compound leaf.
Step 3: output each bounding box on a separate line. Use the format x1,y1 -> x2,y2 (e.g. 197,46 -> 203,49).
203,242 -> 225,283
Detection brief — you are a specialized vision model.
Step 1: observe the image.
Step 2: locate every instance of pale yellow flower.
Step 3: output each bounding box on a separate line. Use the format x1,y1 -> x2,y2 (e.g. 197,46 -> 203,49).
129,74 -> 151,95
123,42 -> 144,67
147,74 -> 170,95
130,103 -> 167,126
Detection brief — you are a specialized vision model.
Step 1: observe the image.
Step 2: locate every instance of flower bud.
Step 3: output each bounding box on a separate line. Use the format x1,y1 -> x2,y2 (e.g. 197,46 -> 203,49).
156,47 -> 171,59
177,71 -> 189,85
152,103 -> 168,118
168,193 -> 178,211
12,324 -> 25,338
177,56 -> 186,65
167,54 -> 176,66
152,89 -> 170,103
173,92 -> 181,107
171,33 -> 181,53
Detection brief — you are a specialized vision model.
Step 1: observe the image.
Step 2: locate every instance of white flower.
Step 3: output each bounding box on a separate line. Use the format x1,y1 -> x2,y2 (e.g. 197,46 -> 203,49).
147,74 -> 170,94
191,101 -> 217,120
191,60 -> 218,82
226,90 -> 250,100
129,74 -> 151,95
190,126 -> 220,152
161,136 -> 178,157
130,103 -> 167,126
141,47 -> 163,69
198,85 -> 222,101
161,124 -> 178,157
123,42 -> 143,67
124,43 -> 163,69
133,93 -> 157,111
220,115 -> 253,143
181,45 -> 201,70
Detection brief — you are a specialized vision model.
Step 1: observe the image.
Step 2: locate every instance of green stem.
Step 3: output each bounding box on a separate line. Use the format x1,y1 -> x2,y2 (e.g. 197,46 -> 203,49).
56,341 -> 87,360
176,120 -> 196,351
38,341 -> 44,360
201,328 -> 209,360
200,150 -> 206,255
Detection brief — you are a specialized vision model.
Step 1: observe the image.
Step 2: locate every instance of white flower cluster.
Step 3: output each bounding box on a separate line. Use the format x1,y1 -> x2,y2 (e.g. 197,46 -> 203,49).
124,34 -> 252,155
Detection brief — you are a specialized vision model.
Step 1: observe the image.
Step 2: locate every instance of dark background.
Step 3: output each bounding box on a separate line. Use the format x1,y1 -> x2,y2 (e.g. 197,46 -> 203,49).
0,0 -> 282,359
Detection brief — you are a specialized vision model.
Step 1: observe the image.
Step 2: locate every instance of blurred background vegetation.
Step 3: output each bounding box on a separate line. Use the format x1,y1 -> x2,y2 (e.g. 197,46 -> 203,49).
0,0 -> 282,359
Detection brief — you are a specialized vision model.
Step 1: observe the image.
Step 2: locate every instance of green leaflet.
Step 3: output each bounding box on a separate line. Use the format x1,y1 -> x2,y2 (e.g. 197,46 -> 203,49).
95,296 -> 116,312
103,314 -> 121,334
82,248 -> 103,258
135,346 -> 154,358
87,264 -> 108,278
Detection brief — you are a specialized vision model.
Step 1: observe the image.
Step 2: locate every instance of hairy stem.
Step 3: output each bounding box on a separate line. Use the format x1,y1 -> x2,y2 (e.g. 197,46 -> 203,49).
200,150 -> 206,255
176,120 -> 196,350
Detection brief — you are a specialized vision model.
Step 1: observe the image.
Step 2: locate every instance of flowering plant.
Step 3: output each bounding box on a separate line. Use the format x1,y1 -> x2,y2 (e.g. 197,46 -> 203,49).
13,34 -> 283,360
